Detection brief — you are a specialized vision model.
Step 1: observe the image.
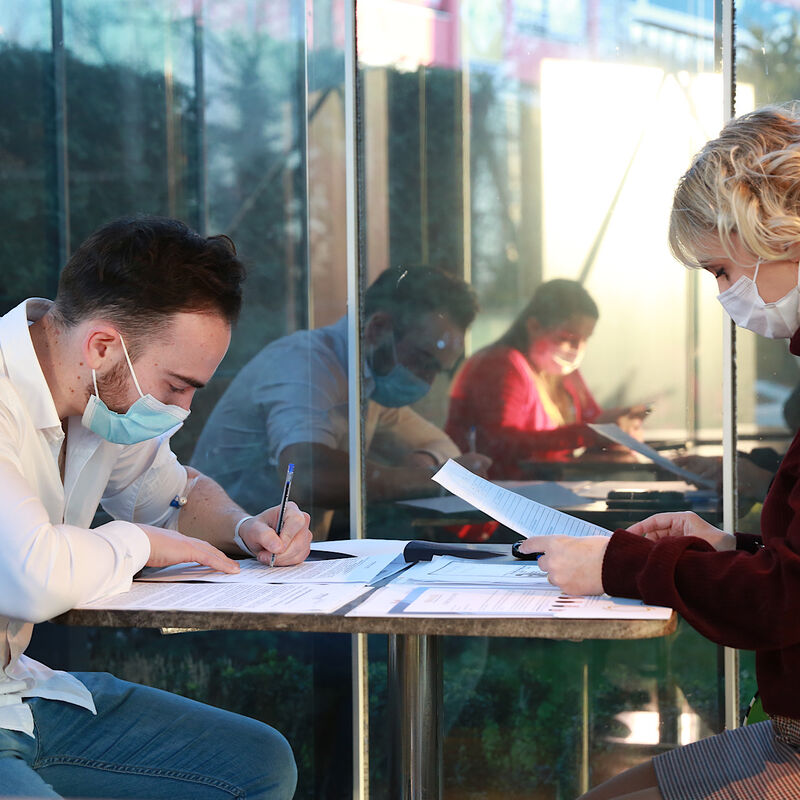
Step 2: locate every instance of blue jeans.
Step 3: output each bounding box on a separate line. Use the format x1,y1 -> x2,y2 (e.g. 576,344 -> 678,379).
0,672 -> 297,799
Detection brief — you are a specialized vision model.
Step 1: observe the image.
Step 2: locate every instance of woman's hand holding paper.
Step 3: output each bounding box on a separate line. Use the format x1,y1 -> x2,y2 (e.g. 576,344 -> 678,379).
627,511 -> 735,551
518,535 -> 609,595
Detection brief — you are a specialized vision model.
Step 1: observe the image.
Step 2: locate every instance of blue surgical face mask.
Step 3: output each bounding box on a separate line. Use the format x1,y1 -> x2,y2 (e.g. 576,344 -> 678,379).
369,332 -> 431,408
81,333 -> 189,444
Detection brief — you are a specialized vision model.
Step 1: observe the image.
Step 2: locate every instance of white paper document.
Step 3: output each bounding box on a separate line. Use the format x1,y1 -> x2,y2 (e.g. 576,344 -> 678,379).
431,459 -> 609,538
399,480 -> 595,514
137,553 -> 401,585
311,539 -> 408,557
345,583 -> 671,619
398,587 -> 673,619
78,581 -> 371,613
587,423 -> 716,489
399,479 -> 704,515
397,556 -> 552,588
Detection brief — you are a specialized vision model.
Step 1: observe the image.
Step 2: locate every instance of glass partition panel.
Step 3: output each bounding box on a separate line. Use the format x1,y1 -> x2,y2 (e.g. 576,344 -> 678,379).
1,0 -> 776,794
733,0 -> 800,722
357,0 -> 727,794
0,2 -> 58,305
0,3 -> 341,798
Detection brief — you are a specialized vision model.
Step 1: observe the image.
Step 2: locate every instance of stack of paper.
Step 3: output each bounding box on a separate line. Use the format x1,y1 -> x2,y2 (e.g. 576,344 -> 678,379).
397,556 -> 552,588
76,550 -> 407,615
137,553 -> 402,584
78,581 -> 372,614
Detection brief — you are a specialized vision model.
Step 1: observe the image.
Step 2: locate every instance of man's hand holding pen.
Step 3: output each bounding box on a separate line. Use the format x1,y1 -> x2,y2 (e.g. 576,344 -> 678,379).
237,502 -> 312,566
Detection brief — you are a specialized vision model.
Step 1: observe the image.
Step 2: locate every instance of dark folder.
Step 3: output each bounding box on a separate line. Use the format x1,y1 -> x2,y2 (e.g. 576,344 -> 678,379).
402,540 -> 506,563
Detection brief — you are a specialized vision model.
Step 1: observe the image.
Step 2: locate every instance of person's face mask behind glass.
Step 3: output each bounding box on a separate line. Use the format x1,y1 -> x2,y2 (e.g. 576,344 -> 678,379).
365,310 -> 466,407
526,313 -> 596,376
82,311 -> 231,442
700,232 -> 800,339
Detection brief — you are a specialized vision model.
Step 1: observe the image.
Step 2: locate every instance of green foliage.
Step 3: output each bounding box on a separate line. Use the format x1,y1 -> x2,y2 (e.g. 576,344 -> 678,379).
738,11 -> 800,106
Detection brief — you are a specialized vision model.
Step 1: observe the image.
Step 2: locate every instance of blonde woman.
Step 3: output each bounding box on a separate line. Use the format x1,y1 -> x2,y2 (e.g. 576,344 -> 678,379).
518,106 -> 800,799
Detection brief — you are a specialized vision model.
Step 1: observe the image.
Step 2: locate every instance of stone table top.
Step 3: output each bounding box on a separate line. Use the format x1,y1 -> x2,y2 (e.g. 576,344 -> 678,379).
55,606 -> 677,640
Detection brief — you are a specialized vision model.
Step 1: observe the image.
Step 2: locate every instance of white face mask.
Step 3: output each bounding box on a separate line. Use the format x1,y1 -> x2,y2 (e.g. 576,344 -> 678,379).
530,340 -> 585,376
717,259 -> 800,339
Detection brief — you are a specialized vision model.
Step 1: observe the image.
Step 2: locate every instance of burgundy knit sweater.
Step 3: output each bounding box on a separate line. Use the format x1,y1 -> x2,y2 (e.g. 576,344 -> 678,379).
603,332 -> 800,719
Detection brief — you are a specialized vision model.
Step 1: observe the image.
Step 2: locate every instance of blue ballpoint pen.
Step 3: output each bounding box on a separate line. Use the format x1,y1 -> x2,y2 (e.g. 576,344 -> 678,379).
271,463 -> 295,567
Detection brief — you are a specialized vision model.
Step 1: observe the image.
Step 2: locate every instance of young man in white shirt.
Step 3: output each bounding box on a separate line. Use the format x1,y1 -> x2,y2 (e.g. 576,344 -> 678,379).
0,215 -> 312,799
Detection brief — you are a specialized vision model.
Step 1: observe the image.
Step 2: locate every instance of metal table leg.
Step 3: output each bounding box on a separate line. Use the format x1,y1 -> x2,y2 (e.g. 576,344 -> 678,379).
387,634 -> 443,800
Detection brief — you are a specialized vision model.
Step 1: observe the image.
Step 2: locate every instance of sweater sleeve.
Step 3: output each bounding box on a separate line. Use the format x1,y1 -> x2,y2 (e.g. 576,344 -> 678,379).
602,529 -> 800,651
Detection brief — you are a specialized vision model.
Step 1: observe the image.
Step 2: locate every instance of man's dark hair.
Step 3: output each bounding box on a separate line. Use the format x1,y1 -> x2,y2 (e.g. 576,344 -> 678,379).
53,216 -> 245,343
364,265 -> 478,334
499,279 -> 598,352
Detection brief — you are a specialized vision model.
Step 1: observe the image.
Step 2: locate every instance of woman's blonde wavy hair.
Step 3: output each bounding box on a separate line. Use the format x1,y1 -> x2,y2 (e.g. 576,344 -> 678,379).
669,104 -> 800,268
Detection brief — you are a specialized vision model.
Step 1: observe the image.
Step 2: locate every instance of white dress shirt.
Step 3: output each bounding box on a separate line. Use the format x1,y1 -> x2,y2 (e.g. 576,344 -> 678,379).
191,316 -> 460,513
0,299 -> 188,736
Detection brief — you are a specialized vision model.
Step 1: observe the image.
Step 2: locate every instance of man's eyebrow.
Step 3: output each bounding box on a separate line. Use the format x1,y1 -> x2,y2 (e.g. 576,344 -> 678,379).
167,371 -> 206,389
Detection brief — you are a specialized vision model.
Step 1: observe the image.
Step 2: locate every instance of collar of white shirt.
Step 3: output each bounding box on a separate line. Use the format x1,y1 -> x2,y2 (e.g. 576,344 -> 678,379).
0,299 -> 62,432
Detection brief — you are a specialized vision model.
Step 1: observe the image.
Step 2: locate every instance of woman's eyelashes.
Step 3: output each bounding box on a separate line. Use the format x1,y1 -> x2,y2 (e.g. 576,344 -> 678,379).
704,265 -> 728,281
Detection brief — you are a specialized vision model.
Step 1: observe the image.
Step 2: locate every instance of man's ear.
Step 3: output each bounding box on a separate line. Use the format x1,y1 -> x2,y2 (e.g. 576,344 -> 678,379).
83,324 -> 121,371
364,311 -> 393,346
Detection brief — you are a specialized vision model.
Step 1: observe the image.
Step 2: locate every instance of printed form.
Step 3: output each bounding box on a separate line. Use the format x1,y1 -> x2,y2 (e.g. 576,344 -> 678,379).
77,581 -> 371,614
398,587 -> 672,619
346,583 -> 672,620
137,553 -> 401,584
397,556 -> 552,588
432,459 -> 610,538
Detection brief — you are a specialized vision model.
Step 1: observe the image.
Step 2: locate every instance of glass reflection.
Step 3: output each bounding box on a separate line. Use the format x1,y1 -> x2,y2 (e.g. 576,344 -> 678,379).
192,266 -> 490,538
446,279 -> 649,480
734,0 -> 800,725
0,0 -> 783,794
358,0 -> 726,795
1,3 -> 327,798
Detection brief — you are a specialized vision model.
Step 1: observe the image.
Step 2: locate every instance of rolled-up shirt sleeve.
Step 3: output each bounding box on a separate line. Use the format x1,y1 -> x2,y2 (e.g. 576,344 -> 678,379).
264,346 -> 347,460
0,448 -> 150,624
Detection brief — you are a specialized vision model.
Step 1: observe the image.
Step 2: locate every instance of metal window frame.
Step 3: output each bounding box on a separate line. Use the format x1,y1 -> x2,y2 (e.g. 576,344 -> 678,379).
343,0 -> 370,797
719,0 -> 740,733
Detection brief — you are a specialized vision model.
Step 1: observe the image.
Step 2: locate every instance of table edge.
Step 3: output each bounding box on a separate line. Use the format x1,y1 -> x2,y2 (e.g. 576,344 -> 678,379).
54,608 -> 678,640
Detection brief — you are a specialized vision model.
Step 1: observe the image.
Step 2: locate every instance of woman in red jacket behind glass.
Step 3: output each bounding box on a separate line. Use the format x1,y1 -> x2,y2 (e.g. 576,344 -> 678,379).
445,279 -> 647,478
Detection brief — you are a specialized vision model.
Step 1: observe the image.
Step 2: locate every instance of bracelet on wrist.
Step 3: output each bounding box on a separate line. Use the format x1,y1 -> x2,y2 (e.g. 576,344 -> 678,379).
233,515 -> 256,557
